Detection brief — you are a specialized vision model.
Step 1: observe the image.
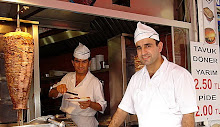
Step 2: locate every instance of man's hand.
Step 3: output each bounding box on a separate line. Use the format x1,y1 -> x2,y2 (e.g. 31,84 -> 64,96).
79,100 -> 91,109
56,84 -> 67,94
78,97 -> 102,111
182,113 -> 195,127
49,88 -> 59,98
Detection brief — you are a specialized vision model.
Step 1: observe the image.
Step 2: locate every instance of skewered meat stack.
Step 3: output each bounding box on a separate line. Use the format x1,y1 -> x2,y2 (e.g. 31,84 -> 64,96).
3,31 -> 34,110
134,55 -> 144,72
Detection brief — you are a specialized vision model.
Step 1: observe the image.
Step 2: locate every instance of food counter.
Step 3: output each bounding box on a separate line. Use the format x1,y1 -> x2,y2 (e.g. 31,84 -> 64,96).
0,115 -> 77,127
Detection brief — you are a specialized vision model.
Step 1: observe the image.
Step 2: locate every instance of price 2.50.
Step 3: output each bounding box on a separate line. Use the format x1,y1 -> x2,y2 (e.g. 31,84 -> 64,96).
194,79 -> 212,89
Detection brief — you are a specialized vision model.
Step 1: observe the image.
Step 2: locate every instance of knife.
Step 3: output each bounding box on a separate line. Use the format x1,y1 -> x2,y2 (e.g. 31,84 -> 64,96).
66,91 -> 78,96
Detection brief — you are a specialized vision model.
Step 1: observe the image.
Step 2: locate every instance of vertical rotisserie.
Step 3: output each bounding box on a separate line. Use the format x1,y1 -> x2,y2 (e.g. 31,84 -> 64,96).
3,31 -> 34,109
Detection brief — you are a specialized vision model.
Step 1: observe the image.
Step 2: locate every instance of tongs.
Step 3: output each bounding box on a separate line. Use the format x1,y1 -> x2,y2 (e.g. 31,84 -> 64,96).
66,91 -> 78,96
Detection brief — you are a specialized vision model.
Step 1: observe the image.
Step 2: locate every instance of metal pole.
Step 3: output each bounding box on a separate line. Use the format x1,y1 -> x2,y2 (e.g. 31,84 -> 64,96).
17,109 -> 23,126
16,4 -> 21,32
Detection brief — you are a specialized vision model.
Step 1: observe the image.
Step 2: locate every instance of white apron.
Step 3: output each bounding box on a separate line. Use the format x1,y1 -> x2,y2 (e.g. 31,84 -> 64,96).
70,115 -> 99,127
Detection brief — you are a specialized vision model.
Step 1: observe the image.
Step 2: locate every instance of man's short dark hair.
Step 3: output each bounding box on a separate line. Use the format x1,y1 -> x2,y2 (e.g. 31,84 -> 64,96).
72,56 -> 91,61
155,40 -> 160,46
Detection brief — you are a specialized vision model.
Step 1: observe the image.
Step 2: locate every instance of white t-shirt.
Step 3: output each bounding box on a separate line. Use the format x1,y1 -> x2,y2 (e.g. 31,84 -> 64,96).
119,56 -> 198,127
52,71 -> 107,127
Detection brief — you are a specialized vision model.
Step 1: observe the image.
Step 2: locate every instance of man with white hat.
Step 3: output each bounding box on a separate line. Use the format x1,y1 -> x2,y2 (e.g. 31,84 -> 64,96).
109,22 -> 197,127
49,43 -> 107,127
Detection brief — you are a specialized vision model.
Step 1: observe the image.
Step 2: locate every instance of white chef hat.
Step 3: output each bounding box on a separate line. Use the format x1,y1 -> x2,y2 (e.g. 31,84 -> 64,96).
134,22 -> 160,44
73,43 -> 90,59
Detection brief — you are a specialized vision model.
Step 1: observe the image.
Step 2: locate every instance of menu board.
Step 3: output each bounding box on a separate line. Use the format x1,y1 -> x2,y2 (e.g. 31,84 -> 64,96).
197,0 -> 219,45
195,0 -> 220,122
190,41 -> 220,122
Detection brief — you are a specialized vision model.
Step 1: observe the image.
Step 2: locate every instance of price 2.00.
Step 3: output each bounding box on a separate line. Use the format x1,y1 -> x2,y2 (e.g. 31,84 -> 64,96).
194,79 -> 212,89
196,105 -> 213,117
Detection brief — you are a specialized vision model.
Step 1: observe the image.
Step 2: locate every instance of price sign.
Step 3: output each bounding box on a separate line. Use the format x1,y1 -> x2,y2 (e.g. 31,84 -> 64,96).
190,41 -> 220,122
195,78 -> 215,90
196,105 -> 220,117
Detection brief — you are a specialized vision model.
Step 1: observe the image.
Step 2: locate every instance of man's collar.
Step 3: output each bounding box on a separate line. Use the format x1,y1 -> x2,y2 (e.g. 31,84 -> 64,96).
142,55 -> 168,77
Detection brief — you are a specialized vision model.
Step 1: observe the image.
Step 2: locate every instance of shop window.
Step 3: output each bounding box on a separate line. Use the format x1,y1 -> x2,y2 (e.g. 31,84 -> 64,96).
112,0 -> 130,7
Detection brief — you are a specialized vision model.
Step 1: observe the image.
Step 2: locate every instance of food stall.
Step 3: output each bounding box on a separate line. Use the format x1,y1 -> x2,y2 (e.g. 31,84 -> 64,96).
1,0 -> 218,126
0,15 -> 40,124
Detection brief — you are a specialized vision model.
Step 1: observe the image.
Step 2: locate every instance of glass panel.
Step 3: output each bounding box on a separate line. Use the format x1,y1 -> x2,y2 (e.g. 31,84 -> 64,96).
173,27 -> 190,70
0,34 -> 17,123
160,29 -> 173,62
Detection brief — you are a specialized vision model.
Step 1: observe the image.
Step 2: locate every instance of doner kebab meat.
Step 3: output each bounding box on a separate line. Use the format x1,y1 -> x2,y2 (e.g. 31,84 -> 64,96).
134,55 -> 144,72
3,31 -> 34,109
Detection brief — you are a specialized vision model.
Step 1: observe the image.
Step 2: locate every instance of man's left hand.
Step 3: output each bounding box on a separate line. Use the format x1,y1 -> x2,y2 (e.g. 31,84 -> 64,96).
79,100 -> 91,109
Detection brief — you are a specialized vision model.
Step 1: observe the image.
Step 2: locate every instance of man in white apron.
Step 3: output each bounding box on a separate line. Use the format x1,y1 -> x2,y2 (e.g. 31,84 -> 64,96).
108,22 -> 198,127
49,43 -> 107,127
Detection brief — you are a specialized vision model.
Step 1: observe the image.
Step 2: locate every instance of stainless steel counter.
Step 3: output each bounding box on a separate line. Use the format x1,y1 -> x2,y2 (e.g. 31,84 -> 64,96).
0,115 -> 77,127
